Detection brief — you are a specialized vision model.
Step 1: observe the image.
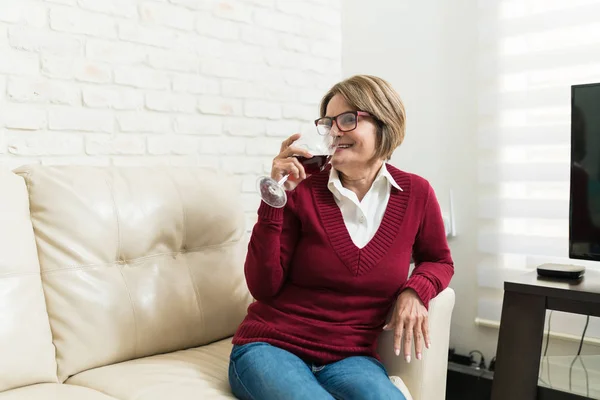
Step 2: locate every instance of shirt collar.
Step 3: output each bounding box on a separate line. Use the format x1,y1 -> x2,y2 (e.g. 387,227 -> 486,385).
327,163 -> 402,196
377,163 -> 402,191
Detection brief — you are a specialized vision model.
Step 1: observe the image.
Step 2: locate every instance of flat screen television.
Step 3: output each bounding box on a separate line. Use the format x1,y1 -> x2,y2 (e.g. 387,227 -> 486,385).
570,82 -> 600,261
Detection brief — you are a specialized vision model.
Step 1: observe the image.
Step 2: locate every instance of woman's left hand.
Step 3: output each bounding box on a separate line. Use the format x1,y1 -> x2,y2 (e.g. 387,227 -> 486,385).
383,288 -> 430,363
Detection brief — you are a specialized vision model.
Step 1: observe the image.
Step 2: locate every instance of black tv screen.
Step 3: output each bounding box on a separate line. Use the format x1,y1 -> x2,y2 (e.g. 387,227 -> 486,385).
570,82 -> 600,261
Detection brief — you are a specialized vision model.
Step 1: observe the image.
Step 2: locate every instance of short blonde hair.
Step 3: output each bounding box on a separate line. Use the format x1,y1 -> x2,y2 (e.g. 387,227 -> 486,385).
319,75 -> 406,161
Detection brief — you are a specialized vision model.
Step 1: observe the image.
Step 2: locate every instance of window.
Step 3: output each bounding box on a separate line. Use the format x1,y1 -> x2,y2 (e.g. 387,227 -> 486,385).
476,0 -> 600,339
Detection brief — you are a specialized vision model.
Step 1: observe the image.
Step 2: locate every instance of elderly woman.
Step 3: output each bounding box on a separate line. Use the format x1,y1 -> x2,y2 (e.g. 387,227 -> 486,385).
229,75 -> 454,400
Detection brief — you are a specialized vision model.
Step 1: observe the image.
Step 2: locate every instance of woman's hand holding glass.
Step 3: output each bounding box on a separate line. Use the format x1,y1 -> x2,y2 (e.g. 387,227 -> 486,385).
257,127 -> 335,208
271,133 -> 312,191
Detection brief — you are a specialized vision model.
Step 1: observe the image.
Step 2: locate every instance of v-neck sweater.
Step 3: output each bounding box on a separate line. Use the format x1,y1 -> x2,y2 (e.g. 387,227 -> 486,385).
232,164 -> 454,364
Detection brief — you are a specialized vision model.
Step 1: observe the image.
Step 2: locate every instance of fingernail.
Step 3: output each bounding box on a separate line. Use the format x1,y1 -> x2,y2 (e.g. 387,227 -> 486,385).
394,349 -> 399,356
428,342 -> 432,348
382,324 -> 388,330
417,353 -> 422,360
405,355 -> 411,363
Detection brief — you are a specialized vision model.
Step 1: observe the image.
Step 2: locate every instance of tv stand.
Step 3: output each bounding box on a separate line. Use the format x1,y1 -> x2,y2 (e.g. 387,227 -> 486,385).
491,269 -> 600,400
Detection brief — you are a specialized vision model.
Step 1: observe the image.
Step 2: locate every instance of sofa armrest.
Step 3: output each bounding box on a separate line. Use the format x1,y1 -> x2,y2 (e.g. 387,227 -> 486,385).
377,287 -> 456,400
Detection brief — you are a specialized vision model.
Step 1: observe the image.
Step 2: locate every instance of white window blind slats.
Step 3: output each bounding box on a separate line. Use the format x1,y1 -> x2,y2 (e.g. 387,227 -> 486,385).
478,233 -> 567,257
478,125 -> 570,147
498,2 -> 600,34
479,198 -> 569,219
478,162 -> 569,182
476,0 -> 600,335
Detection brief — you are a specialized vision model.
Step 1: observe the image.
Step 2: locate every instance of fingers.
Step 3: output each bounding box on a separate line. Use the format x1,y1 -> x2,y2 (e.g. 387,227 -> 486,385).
422,315 -> 431,349
271,133 -> 314,190
286,163 -> 301,180
382,318 -> 394,331
403,318 -> 414,363
385,289 -> 433,363
387,315 -> 428,362
289,157 -> 306,180
414,322 -> 423,361
280,133 -> 301,153
272,158 -> 300,180
282,145 -> 312,159
273,134 -> 310,182
278,133 -> 312,159
383,310 -> 396,331
393,322 -> 403,358
272,156 -> 307,180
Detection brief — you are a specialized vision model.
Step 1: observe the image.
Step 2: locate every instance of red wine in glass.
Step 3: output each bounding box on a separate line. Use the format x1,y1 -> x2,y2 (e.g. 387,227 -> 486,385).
256,132 -> 335,208
295,155 -> 331,174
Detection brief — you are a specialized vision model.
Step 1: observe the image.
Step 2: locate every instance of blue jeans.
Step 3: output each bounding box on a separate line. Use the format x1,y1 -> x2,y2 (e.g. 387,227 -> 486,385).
228,342 -> 406,400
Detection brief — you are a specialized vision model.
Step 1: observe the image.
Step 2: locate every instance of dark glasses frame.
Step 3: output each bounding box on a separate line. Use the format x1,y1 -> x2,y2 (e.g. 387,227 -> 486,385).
314,111 -> 373,135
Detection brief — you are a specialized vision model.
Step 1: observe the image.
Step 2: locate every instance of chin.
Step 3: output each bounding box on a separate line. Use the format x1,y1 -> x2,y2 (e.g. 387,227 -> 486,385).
330,157 -> 345,170
330,158 -> 355,174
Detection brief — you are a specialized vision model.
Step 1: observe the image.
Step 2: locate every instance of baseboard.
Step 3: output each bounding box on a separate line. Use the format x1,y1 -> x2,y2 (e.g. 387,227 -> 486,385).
474,317 -> 600,346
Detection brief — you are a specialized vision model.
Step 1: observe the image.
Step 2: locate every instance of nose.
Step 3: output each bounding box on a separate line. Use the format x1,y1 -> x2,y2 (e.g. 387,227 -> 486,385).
328,129 -> 342,148
329,122 -> 342,136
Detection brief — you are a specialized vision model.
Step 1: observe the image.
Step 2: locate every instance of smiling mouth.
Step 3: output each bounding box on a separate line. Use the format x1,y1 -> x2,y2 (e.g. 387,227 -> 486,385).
336,144 -> 353,149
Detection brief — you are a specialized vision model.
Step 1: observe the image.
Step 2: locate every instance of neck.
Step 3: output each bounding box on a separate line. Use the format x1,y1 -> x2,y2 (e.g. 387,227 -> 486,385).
338,160 -> 384,202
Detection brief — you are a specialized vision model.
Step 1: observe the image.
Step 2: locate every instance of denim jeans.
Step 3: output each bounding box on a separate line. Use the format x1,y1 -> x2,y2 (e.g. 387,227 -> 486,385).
228,342 -> 406,400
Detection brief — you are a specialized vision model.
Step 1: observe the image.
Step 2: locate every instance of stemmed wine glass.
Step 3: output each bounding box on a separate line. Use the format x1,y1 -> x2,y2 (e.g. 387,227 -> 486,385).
257,126 -> 335,208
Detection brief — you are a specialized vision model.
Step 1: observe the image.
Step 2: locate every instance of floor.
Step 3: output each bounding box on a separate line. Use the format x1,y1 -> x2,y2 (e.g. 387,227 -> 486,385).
538,355 -> 600,399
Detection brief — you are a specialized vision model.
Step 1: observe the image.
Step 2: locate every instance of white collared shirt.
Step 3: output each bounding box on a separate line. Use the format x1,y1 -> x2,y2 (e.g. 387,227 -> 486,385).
327,164 -> 402,249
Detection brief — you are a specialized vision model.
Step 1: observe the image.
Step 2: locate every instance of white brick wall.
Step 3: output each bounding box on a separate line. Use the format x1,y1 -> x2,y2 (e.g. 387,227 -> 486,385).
0,0 -> 342,229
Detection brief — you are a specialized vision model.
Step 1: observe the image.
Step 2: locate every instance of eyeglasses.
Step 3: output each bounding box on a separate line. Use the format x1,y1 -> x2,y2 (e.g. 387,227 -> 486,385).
314,111 -> 373,136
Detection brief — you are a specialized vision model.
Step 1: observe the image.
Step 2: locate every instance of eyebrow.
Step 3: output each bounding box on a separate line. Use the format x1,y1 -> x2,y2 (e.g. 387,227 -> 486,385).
323,110 -> 355,118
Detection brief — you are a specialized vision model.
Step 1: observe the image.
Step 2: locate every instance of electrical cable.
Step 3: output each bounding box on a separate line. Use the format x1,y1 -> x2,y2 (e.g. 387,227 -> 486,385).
489,356 -> 496,372
568,315 -> 589,393
579,355 -> 589,398
538,311 -> 553,388
543,311 -> 552,357
469,350 -> 486,369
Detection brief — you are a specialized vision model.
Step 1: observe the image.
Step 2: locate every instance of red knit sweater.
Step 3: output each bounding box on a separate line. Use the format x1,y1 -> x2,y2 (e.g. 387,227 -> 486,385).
232,164 -> 454,364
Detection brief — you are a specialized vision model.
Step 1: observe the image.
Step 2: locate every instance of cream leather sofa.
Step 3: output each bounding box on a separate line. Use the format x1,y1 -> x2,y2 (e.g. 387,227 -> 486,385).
0,165 -> 455,400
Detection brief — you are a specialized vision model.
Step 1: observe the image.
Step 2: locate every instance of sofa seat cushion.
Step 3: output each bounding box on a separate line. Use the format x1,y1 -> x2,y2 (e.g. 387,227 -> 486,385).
66,338 -> 235,399
390,376 -> 413,400
0,383 -> 117,399
67,337 -> 410,399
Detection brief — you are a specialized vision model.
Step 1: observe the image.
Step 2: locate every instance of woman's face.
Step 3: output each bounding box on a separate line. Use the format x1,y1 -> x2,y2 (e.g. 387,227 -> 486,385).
326,94 -> 380,172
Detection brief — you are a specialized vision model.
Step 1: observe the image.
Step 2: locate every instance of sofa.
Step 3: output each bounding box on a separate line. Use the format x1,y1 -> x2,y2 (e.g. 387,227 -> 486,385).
0,164 -> 455,400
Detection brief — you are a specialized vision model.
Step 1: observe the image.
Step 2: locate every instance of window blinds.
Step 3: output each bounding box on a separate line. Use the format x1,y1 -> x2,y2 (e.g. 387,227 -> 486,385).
476,0 -> 600,338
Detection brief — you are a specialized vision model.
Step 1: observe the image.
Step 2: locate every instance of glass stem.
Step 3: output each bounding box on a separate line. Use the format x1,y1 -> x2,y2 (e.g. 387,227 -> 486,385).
277,174 -> 290,186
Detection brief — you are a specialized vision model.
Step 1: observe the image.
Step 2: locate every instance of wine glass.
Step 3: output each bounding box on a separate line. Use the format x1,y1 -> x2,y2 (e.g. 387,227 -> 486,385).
257,127 -> 335,208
